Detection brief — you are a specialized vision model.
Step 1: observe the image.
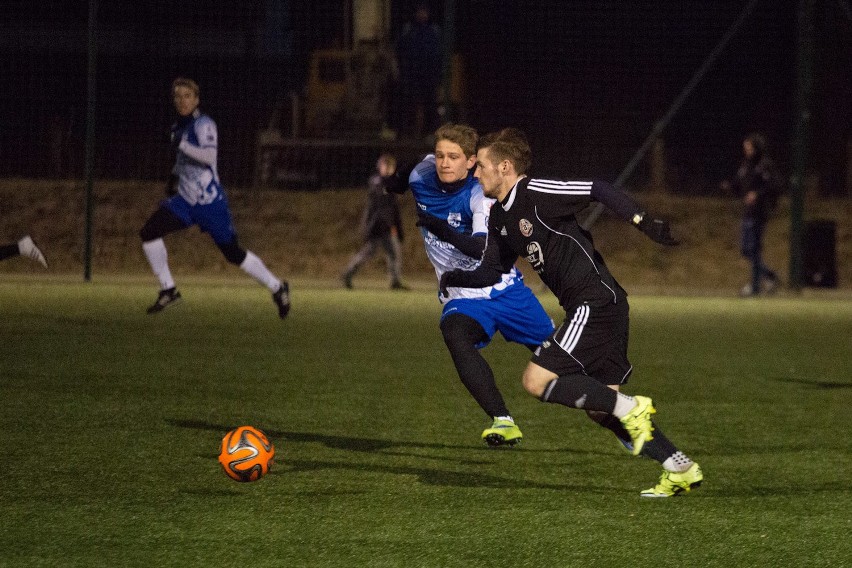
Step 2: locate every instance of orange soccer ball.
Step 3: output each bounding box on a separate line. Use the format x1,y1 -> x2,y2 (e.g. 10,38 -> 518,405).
218,426 -> 275,482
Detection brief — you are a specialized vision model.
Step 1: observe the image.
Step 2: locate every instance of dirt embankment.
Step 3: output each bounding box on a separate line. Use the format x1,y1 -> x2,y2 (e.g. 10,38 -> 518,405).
1,179 -> 849,294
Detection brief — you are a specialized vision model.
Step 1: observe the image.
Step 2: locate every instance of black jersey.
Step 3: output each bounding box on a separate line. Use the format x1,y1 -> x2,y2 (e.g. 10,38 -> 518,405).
480,177 -> 627,311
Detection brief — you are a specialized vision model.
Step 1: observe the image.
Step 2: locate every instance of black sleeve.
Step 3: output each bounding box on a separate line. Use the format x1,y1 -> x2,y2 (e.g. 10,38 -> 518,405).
417,212 -> 486,259
384,158 -> 420,194
440,224 -> 517,291
444,232 -> 486,259
589,179 -> 642,222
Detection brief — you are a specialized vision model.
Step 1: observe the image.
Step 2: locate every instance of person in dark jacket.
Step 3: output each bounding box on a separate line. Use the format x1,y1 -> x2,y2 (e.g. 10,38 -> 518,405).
724,133 -> 783,296
342,154 -> 408,290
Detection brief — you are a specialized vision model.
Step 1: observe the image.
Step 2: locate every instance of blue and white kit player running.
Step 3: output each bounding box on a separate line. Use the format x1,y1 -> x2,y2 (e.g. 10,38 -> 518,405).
140,77 -> 290,318
402,124 -> 553,446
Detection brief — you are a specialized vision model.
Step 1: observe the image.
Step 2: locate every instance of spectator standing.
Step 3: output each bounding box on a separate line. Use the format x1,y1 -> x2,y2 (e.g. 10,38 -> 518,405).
342,154 -> 408,290
723,133 -> 783,297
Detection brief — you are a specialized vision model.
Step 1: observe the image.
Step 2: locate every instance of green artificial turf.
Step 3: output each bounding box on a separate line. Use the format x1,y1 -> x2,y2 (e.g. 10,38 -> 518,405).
1,279 -> 850,567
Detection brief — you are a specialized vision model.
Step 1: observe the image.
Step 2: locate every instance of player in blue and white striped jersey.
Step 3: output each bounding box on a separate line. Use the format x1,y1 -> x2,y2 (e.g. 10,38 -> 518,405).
400,124 -> 554,446
139,78 -> 289,318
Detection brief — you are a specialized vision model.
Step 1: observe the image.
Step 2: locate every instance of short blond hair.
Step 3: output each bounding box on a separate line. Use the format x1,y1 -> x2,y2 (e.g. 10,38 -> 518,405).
172,77 -> 200,97
434,124 -> 479,157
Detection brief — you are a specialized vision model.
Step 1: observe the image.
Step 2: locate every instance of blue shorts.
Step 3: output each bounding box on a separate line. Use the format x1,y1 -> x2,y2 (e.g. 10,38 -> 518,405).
165,195 -> 237,245
441,284 -> 554,349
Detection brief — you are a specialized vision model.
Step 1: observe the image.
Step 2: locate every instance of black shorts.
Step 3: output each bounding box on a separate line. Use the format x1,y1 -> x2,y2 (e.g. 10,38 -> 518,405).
531,300 -> 632,386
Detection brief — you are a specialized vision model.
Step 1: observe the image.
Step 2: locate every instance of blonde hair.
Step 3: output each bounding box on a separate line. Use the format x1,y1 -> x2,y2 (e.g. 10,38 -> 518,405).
172,77 -> 200,97
434,124 -> 479,157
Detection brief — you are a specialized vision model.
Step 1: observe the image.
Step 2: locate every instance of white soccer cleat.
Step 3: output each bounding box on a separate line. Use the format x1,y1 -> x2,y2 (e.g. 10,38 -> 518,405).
18,235 -> 48,268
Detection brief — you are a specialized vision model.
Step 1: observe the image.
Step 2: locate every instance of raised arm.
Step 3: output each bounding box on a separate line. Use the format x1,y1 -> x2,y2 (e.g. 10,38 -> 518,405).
591,180 -> 679,246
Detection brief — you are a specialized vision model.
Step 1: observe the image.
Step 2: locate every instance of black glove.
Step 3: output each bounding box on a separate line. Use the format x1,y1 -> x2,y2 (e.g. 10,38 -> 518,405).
165,174 -> 179,197
416,212 -> 453,240
634,212 -> 679,246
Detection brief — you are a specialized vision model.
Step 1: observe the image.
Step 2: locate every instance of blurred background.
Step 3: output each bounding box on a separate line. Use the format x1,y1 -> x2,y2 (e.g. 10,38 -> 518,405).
2,0 -> 849,192
0,0 -> 850,289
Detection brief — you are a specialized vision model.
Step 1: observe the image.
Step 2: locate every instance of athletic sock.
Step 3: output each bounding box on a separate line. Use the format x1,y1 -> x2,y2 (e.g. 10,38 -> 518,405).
662,451 -> 694,473
240,250 -> 281,292
611,392 -> 637,419
454,348 -> 511,417
442,315 -> 511,418
540,375 -> 618,413
591,412 -> 633,446
142,238 -> 175,290
639,422 -> 692,471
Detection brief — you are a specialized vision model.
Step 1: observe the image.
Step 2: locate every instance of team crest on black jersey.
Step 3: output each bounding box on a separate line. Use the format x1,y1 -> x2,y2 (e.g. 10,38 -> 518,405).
519,218 -> 533,237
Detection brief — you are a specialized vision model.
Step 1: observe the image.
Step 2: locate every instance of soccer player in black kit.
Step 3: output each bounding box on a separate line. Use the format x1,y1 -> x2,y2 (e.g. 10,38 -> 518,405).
440,128 -> 703,497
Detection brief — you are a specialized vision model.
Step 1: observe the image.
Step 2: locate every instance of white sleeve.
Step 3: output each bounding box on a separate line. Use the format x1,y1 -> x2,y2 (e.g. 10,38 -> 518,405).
470,187 -> 493,236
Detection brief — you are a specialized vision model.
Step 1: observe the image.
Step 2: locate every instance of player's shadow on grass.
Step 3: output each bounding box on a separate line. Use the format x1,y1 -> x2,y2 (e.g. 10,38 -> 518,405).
168,418 -> 600,456
169,418 -> 588,490
170,418 -> 457,452
772,377 -> 852,390
275,458 -> 575,490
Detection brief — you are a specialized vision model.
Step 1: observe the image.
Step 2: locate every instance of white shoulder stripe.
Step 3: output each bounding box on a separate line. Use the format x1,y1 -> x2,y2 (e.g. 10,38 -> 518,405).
528,179 -> 592,195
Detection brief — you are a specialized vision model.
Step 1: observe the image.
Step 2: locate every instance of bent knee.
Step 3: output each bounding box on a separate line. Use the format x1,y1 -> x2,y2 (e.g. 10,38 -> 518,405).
522,365 -> 554,398
217,240 -> 246,265
140,225 -> 158,243
440,314 -> 486,349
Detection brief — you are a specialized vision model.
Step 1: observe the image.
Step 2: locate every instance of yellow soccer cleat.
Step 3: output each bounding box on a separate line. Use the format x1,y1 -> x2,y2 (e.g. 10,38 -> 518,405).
481,418 -> 523,447
640,463 -> 704,497
619,395 -> 656,456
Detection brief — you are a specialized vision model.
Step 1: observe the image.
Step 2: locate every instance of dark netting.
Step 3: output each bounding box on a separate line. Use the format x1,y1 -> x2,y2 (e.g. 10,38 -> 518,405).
1,1 -> 849,195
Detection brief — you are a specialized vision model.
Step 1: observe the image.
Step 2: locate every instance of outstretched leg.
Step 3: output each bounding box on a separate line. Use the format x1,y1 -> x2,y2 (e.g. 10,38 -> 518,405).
140,206 -> 186,313
217,239 -> 289,319
527,363 -> 702,496
1,236 -> 48,267
341,240 -> 378,289
440,313 -> 521,447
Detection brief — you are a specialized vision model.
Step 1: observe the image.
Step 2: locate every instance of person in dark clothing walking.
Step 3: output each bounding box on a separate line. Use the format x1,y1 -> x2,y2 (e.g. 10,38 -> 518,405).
723,133 -> 783,297
342,154 -> 408,290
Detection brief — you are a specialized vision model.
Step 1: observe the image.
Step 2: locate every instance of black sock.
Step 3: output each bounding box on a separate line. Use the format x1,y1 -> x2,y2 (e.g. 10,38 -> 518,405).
540,375 -> 618,413
640,421 -> 679,463
0,243 -> 20,260
588,411 -> 632,446
441,314 -> 510,418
